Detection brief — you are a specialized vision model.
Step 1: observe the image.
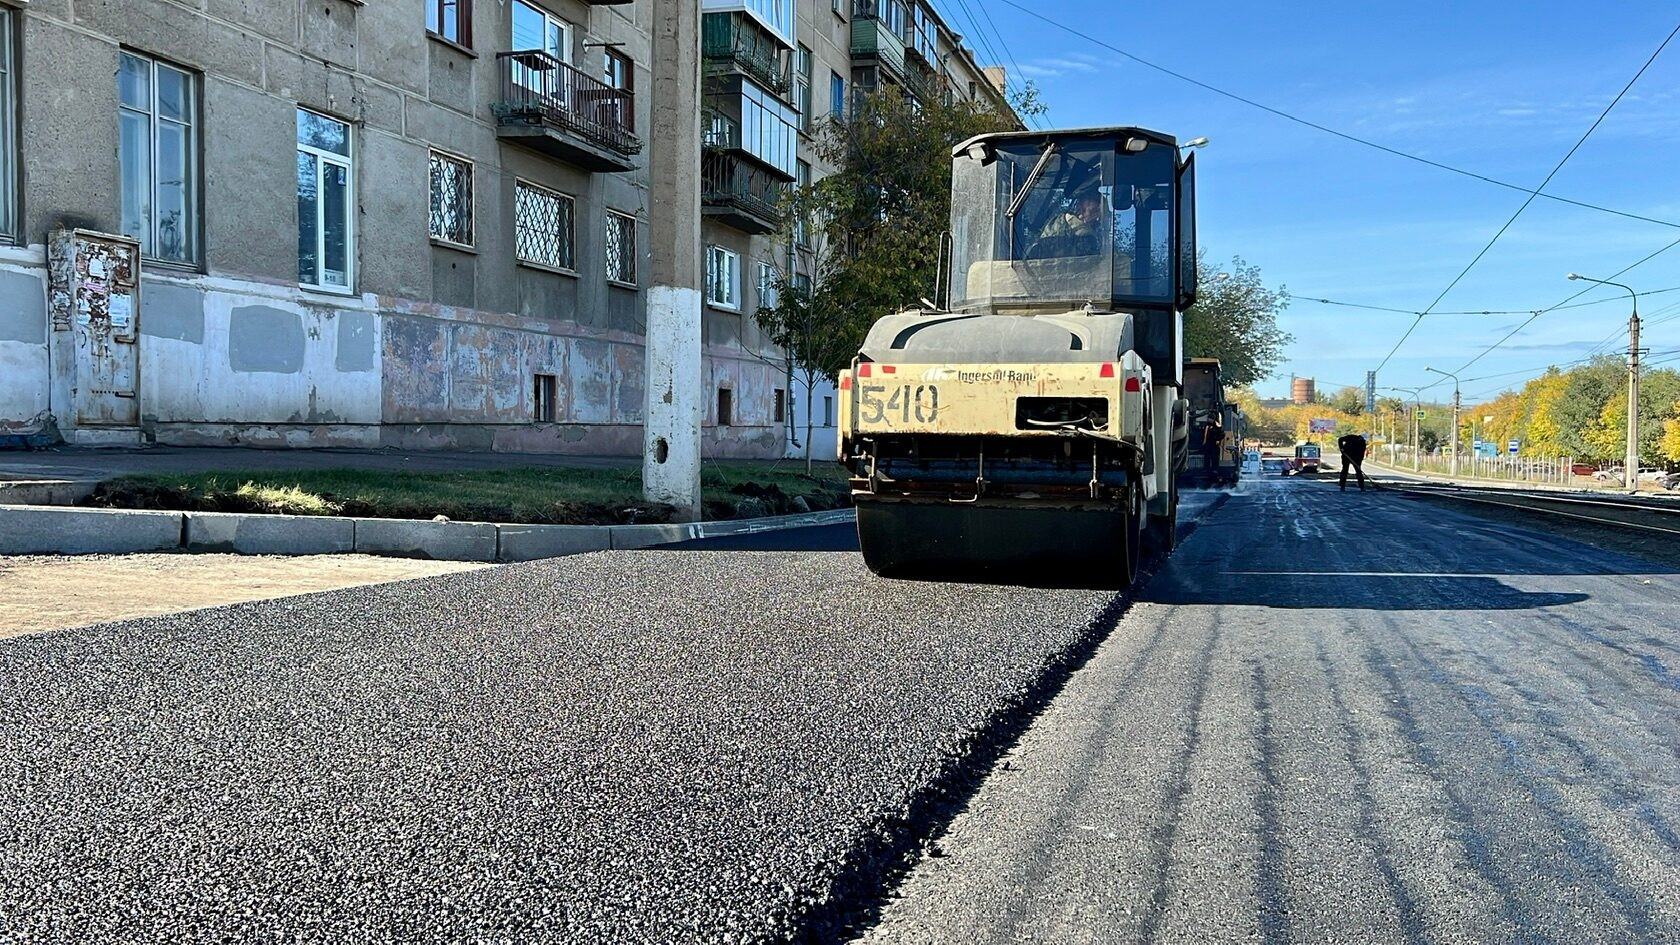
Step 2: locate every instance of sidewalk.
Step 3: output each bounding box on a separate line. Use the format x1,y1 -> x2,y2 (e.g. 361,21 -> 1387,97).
0,445 -> 649,483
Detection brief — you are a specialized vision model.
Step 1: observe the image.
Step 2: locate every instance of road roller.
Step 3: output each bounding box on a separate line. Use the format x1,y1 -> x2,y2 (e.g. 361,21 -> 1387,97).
837,126 -> 1199,587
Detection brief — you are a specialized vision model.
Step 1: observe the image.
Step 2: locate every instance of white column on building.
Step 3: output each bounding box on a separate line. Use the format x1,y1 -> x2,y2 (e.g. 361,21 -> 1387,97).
642,0 -> 704,519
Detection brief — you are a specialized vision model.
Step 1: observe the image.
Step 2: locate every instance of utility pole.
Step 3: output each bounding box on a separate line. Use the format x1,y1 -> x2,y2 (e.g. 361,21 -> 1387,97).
1628,308 -> 1642,492
643,0 -> 703,519
1568,274 -> 1641,493
1426,368 -> 1460,478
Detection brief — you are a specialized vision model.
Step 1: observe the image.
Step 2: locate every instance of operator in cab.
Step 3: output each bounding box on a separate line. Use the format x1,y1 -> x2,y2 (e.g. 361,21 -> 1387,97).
1032,188 -> 1105,258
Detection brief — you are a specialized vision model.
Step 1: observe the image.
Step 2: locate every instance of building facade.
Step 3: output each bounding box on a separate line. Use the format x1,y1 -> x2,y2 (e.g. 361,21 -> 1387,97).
0,0 -> 1012,457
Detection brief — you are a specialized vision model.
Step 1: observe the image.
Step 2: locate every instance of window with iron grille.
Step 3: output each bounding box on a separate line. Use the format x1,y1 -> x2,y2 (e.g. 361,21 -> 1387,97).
515,180 -> 574,271
706,245 -> 739,309
773,389 -> 786,423
606,210 -> 636,285
0,10 -> 14,241
119,52 -> 200,265
426,0 -> 472,47
429,151 -> 473,247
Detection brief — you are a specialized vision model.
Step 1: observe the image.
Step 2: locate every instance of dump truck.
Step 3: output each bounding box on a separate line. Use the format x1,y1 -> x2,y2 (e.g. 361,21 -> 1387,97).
837,126 -> 1199,586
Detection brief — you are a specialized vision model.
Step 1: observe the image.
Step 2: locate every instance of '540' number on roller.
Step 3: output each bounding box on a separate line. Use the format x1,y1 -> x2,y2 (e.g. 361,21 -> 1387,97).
859,385 -> 940,424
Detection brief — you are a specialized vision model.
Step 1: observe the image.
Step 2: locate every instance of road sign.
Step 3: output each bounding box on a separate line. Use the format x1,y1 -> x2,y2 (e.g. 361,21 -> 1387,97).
1508,440 -> 1519,455
1415,410 -> 1426,420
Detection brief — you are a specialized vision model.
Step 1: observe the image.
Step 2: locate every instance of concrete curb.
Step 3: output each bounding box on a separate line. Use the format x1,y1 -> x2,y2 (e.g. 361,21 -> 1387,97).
0,479 -> 100,506
0,505 -> 856,562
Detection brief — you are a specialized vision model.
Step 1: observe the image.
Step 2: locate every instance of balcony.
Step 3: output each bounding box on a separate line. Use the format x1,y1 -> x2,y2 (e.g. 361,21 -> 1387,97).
702,11 -> 793,99
491,50 -> 641,172
851,3 -> 909,84
702,151 -> 788,235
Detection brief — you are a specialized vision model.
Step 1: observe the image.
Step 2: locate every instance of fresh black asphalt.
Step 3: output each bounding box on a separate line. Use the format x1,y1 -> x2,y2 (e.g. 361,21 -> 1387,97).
3,480 -> 1677,943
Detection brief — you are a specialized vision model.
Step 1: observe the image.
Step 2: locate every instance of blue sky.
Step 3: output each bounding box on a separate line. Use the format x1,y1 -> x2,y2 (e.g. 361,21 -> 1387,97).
942,1 -> 1680,404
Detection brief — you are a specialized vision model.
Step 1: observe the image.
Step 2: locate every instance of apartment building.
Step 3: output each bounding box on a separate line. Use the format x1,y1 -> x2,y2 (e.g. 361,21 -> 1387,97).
0,0 -> 1013,457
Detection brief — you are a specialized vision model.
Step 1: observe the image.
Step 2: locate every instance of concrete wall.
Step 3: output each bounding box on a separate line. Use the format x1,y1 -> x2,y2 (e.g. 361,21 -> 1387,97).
0,247 -> 48,423
138,273 -> 382,446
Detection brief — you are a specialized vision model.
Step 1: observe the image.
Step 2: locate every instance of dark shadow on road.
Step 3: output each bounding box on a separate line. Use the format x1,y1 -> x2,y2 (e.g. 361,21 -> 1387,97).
655,523 -> 859,553
1140,571 -> 1590,611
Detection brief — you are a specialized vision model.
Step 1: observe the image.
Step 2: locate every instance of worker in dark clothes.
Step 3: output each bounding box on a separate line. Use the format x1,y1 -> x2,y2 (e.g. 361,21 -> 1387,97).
1338,432 -> 1368,491
1201,416 -> 1226,486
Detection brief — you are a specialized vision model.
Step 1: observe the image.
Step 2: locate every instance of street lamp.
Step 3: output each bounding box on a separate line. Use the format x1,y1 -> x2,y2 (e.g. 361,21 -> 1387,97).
1179,137 -> 1210,150
1568,273 -> 1640,493
1425,367 -> 1461,478
1387,385 -> 1423,472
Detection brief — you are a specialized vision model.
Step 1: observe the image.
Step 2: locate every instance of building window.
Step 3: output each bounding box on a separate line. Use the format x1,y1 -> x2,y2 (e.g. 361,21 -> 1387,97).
119,53 -> 199,265
533,373 -> 557,422
426,0 -> 472,47
515,180 -> 575,271
757,261 -> 778,311
606,210 -> 636,285
429,151 -> 474,247
773,389 -> 786,423
832,0 -> 844,17
512,0 -> 570,62
830,71 -> 845,118
604,48 -> 633,91
823,395 -> 834,426
706,245 -> 739,309
794,159 -> 811,246
794,44 -> 813,130
297,108 -> 353,291
717,388 -> 734,427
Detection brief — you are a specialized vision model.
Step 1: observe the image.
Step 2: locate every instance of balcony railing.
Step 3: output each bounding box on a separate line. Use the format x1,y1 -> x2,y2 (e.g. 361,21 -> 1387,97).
702,151 -> 788,235
492,50 -> 641,161
702,13 -> 792,97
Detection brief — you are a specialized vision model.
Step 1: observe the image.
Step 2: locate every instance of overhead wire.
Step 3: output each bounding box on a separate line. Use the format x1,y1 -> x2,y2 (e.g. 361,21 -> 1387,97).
990,0 -> 1680,230
1378,25 -> 1680,378
937,0 -> 1040,129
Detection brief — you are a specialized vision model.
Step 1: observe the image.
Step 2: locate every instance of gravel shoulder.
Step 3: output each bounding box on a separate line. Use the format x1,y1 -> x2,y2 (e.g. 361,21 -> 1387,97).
0,554 -> 489,639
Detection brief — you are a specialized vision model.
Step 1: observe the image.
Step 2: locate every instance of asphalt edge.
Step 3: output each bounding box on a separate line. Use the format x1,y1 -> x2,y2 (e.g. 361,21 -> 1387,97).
0,504 -> 857,562
797,490 -> 1233,941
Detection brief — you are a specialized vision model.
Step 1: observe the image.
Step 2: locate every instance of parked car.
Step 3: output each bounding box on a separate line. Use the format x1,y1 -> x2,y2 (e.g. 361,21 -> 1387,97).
1593,467 -> 1624,481
1570,463 -> 1597,476
1636,468 -> 1673,483
1261,457 -> 1289,476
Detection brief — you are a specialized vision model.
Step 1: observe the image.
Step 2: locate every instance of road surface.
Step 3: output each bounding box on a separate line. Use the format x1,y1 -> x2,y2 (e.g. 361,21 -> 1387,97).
2,479 -> 1676,943
861,478 -> 1680,944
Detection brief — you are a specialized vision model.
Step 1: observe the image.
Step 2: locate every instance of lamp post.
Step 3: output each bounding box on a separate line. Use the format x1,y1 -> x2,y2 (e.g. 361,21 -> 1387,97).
1568,273 -> 1640,493
1388,386 -> 1422,472
1425,368 -> 1461,477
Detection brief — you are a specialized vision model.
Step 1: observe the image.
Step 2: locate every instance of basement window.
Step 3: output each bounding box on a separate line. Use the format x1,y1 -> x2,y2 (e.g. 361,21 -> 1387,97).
533,373 -> 557,422
717,388 -> 734,427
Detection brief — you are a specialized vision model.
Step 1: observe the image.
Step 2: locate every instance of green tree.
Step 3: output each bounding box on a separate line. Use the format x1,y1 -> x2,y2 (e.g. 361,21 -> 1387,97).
1183,256 -> 1293,387
1326,386 -> 1365,416
756,87 -> 1017,468
1554,355 -> 1627,460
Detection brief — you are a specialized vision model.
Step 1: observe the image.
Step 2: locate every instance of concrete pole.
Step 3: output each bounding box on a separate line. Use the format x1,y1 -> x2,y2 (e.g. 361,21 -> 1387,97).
1412,400 -> 1419,472
643,0 -> 703,519
1627,306 -> 1641,493
1451,386 -> 1461,478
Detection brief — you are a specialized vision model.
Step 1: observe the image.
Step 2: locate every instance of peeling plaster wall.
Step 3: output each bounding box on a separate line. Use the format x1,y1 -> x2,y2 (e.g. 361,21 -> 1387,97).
0,249 -> 50,423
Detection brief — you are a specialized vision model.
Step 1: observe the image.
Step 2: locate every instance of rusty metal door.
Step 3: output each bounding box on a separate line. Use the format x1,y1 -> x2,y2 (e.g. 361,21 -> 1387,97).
50,232 -> 142,428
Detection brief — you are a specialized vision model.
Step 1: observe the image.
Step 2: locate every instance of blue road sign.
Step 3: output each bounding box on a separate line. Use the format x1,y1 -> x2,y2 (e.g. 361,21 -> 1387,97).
1508,440 -> 1519,454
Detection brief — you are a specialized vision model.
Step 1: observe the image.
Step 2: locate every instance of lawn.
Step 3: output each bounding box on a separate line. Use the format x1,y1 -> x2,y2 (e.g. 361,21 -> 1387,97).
84,461 -> 851,525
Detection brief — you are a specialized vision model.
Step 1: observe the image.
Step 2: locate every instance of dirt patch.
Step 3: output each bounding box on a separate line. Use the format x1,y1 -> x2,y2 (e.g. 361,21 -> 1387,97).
0,553 -> 490,640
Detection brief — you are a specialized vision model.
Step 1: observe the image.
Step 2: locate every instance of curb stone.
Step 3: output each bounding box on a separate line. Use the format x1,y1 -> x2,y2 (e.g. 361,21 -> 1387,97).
0,505 -> 856,562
